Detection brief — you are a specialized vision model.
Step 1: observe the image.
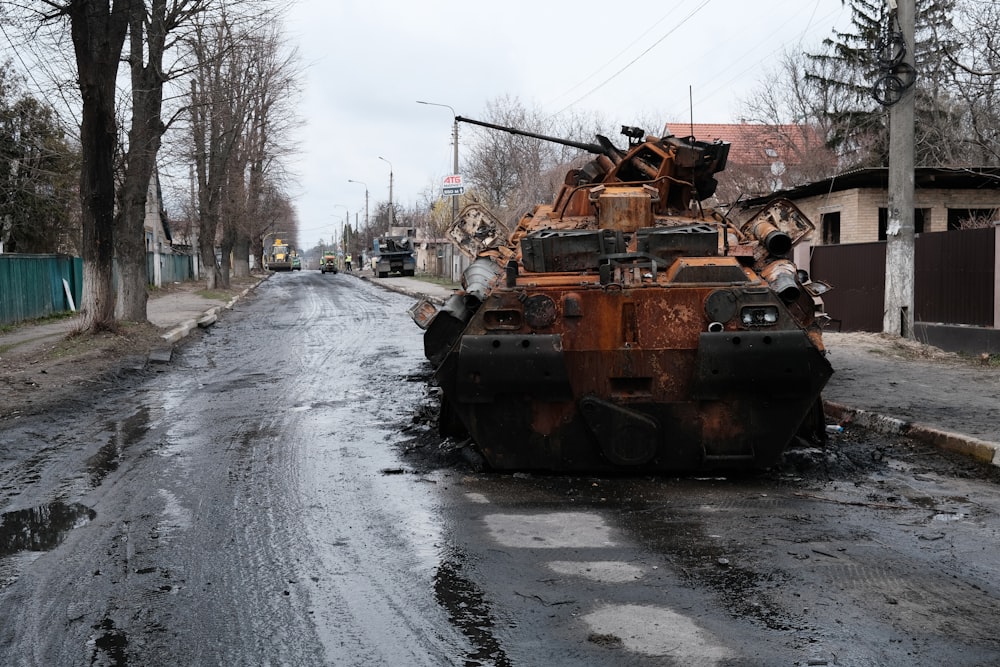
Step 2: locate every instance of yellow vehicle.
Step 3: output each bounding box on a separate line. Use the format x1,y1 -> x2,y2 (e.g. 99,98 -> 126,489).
267,239 -> 292,271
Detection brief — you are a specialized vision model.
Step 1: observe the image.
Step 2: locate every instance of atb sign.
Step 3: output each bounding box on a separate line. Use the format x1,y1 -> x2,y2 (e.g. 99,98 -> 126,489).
442,174 -> 465,197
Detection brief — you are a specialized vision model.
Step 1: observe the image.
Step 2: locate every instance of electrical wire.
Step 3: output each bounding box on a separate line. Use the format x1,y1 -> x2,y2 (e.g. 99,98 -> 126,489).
554,0 -> 714,115
546,0 -> 689,107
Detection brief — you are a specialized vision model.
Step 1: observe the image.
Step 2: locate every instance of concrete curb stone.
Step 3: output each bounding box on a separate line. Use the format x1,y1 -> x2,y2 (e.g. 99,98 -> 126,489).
825,400 -> 1000,468
158,276 -> 266,345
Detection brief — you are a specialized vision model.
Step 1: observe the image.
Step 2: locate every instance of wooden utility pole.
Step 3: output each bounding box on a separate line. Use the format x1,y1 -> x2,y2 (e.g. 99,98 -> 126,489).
883,0 -> 916,338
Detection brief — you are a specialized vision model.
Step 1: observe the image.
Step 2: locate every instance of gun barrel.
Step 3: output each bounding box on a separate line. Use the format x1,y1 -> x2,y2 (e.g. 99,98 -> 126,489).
456,116 -> 609,156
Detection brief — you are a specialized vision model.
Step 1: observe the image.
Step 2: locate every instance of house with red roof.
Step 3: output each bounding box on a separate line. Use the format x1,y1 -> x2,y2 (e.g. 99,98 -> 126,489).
663,122 -> 833,205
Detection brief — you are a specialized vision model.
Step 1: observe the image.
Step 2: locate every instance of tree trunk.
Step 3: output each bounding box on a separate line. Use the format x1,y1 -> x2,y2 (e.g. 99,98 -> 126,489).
69,1 -> 130,332
116,0 -> 169,322
233,234 -> 251,277
198,213 -> 218,290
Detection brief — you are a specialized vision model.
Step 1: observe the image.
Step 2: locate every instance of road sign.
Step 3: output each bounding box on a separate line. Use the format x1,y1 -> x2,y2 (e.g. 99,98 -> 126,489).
443,174 -> 464,197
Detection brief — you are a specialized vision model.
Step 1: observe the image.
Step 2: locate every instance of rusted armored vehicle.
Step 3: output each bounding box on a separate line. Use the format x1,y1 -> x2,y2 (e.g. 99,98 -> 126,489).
411,117 -> 833,473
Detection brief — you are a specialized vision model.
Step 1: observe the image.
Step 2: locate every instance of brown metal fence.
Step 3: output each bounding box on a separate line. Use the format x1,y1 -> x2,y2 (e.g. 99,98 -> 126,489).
914,227 -> 995,326
809,227 -> 997,332
810,242 -> 886,331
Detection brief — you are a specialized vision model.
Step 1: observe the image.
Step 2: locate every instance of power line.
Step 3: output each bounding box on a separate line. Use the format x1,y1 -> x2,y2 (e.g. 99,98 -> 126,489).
554,0 -> 714,115
546,0 -> 688,107
691,6 -> 844,116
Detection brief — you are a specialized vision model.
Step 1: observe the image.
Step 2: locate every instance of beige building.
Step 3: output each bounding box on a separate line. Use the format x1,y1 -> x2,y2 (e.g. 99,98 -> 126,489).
742,167 -> 1000,245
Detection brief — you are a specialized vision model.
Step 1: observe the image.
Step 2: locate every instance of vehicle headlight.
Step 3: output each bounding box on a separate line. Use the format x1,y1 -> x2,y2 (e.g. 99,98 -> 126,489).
740,305 -> 779,327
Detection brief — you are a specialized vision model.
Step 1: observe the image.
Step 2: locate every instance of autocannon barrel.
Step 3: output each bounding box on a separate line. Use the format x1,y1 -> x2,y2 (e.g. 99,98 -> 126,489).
456,115 -> 612,157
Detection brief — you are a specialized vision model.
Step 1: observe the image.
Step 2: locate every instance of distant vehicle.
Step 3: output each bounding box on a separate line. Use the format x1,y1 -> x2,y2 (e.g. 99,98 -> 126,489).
320,252 -> 338,274
291,256 -> 302,271
266,239 -> 292,271
372,232 -> 416,278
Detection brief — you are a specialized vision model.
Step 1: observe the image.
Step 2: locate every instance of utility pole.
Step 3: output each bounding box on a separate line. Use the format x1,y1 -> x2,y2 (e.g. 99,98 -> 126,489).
379,156 -> 394,227
883,0 -> 916,339
417,100 -> 460,223
348,179 -> 369,229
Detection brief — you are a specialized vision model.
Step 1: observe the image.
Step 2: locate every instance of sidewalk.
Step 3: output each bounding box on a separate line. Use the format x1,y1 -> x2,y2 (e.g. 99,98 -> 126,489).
0,276 -> 264,359
820,331 -> 1000,466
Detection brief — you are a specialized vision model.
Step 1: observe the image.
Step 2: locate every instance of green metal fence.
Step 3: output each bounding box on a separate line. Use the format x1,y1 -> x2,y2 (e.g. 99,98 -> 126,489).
0,254 -> 83,326
147,252 -> 194,285
1,252 -> 195,326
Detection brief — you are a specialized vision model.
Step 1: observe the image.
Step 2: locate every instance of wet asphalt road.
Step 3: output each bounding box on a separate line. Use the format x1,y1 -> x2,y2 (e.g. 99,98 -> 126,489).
2,271 -> 1000,666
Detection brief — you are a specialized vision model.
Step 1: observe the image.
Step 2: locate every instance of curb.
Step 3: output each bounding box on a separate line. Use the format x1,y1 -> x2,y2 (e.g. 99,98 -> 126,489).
358,273 -> 450,305
159,277 -> 265,345
824,400 -> 1000,467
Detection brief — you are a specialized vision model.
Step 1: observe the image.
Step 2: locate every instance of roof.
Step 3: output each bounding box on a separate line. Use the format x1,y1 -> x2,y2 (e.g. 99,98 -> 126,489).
663,122 -> 817,167
739,167 -> 1000,207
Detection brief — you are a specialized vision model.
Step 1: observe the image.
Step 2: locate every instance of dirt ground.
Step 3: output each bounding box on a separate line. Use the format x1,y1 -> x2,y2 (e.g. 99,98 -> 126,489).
0,279 -> 255,422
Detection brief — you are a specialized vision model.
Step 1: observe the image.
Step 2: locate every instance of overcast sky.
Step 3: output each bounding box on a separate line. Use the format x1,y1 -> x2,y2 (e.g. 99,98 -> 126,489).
284,0 -> 850,250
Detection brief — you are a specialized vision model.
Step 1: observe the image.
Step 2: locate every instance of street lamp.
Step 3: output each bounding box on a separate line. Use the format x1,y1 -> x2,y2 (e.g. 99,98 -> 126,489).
347,179 -> 368,229
378,156 -> 394,227
416,100 -> 460,223
332,204 -> 349,253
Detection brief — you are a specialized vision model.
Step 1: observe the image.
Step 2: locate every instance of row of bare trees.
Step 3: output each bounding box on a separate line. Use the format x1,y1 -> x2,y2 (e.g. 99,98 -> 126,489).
1,0 -> 300,331
186,13 -> 299,291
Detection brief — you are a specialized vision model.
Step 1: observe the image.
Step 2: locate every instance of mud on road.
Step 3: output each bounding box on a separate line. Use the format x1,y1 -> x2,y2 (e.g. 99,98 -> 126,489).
2,272 -> 1000,666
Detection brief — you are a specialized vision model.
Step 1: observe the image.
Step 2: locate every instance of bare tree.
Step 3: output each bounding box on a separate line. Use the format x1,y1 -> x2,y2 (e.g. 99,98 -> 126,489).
186,9 -> 298,288
464,95 -> 575,228
115,0 -> 211,322
58,0 -> 131,332
232,25 -> 300,277
728,51 -> 844,202
188,14 -> 253,289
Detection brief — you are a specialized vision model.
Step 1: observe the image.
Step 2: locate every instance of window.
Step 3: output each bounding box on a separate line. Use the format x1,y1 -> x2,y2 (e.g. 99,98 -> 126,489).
947,208 -> 998,230
878,208 -> 927,240
821,212 -> 840,245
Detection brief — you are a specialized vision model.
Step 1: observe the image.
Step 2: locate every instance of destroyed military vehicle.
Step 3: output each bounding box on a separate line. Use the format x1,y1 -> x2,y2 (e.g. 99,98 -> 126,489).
410,117 -> 833,473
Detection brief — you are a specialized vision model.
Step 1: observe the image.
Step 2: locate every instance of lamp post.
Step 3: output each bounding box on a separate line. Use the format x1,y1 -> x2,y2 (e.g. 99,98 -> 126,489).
378,156 -> 394,227
347,180 -> 368,229
332,204 -> 349,256
347,179 -> 369,230
416,100 -> 459,223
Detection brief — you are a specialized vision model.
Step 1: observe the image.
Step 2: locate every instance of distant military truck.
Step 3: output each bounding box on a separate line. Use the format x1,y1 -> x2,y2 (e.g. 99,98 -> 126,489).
372,231 -> 416,278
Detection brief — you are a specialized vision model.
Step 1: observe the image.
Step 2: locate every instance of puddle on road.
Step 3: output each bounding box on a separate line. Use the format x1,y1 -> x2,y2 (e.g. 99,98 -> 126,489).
89,617 -> 129,666
547,560 -> 646,584
0,501 -> 96,557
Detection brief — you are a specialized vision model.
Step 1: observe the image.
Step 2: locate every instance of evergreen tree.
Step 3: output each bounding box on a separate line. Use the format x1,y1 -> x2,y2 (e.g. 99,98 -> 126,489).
0,60 -> 78,253
805,0 -> 957,168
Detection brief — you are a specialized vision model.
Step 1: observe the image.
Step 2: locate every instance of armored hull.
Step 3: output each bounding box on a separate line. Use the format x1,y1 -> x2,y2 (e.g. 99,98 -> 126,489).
415,120 -> 833,473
